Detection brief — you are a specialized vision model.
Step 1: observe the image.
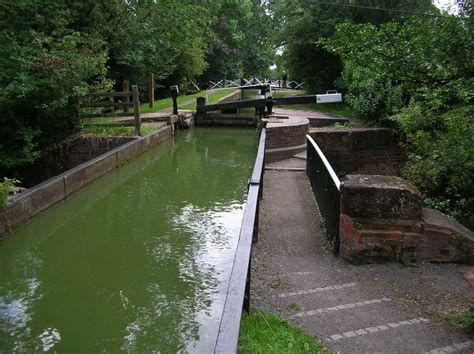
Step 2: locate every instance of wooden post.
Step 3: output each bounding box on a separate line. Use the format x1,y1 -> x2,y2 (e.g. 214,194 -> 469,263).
123,80 -> 130,113
149,73 -> 154,108
170,85 -> 179,115
196,96 -> 206,126
266,96 -> 273,116
132,85 -> 140,135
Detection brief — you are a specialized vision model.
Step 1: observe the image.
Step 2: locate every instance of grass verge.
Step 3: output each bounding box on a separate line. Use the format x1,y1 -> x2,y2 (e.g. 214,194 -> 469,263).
284,102 -> 355,118
140,93 -> 201,113
81,124 -> 161,136
180,89 -> 237,110
239,310 -> 326,353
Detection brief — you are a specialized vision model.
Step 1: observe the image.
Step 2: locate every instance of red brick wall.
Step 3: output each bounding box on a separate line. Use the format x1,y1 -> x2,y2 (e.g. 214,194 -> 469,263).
266,123 -> 308,150
339,175 -> 474,264
417,209 -> 474,263
310,128 -> 406,177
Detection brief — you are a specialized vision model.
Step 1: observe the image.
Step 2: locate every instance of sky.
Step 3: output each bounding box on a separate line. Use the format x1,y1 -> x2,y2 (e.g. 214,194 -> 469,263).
433,0 -> 460,14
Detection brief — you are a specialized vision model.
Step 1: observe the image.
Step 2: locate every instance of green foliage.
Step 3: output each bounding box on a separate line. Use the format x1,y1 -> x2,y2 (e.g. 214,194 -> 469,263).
200,0 -> 274,81
0,177 -> 20,206
268,0 -> 435,92
331,122 -> 354,130
341,66 -> 403,125
325,15 -> 473,122
393,105 -> 474,228
0,0 -> 111,176
0,0 -> 271,180
288,303 -> 301,311
239,310 -> 326,353
324,14 -> 473,229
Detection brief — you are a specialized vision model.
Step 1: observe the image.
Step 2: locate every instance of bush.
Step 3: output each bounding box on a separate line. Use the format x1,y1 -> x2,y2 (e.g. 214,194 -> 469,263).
0,178 -> 20,206
393,105 -> 474,229
343,67 -> 404,126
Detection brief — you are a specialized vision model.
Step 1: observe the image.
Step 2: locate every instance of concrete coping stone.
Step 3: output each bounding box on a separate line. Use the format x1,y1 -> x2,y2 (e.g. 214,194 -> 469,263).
266,114 -> 309,128
422,208 -> 473,239
342,174 -> 420,195
313,127 -> 393,133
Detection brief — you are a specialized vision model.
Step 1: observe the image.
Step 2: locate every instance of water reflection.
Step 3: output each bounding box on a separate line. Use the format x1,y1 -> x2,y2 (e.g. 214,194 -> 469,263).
0,252 -> 45,351
0,127 -> 256,352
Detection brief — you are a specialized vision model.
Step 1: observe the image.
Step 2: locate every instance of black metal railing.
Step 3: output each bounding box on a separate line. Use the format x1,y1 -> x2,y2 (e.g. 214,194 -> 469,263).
306,134 -> 341,254
214,128 -> 265,353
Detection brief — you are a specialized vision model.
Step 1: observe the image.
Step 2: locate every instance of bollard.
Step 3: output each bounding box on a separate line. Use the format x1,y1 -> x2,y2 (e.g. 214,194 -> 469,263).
196,96 -> 206,126
266,96 -> 273,116
170,85 -> 179,115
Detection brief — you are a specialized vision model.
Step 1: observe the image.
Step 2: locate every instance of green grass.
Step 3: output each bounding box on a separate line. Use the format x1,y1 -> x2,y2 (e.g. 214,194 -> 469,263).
269,279 -> 282,289
288,303 -> 301,311
426,307 -> 474,333
286,102 -> 355,118
271,90 -> 305,99
239,310 -> 326,353
82,117 -> 118,125
81,124 -> 160,136
269,90 -> 356,119
180,89 -> 237,110
140,93 -> 201,113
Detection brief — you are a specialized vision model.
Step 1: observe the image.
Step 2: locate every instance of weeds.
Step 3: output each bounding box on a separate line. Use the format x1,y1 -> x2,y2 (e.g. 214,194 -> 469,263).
425,307 -> 474,333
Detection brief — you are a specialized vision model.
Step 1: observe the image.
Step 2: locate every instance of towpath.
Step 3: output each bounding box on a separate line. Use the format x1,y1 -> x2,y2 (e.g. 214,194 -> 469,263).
251,154 -> 473,353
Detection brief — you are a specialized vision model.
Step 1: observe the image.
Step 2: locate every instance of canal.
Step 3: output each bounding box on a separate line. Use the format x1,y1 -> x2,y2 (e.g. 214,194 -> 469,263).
0,127 -> 257,352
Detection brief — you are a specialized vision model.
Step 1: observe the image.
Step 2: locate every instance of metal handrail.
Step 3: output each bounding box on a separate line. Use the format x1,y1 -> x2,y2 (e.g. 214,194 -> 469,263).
214,128 -> 266,353
306,135 -> 340,190
306,134 -> 341,254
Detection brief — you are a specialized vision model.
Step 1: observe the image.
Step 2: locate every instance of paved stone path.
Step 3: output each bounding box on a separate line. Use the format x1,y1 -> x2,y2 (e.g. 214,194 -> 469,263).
251,157 -> 474,353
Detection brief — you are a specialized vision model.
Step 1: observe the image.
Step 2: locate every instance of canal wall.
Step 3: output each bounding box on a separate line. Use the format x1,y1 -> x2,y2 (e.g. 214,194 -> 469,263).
0,126 -> 172,238
20,136 -> 137,188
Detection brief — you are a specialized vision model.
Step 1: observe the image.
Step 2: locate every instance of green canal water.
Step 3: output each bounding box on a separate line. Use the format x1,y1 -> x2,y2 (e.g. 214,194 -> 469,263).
0,127 -> 257,352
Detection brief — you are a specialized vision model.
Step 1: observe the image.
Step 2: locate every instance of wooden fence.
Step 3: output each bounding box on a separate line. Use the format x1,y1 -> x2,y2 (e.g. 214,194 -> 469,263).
78,85 -> 141,135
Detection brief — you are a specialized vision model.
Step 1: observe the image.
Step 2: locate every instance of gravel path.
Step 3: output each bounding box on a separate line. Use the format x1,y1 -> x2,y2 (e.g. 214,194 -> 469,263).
251,158 -> 474,353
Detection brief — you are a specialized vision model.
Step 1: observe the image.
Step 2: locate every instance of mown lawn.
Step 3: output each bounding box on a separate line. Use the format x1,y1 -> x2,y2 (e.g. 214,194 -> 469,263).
180,89 -> 237,110
271,90 -> 355,118
81,123 -> 162,136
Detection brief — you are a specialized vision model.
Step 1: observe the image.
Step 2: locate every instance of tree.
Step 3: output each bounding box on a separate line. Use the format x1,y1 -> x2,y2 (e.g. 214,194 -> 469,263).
324,14 -> 474,228
0,0 -> 215,179
267,0 -> 435,93
0,0 -> 110,176
199,0 -> 274,82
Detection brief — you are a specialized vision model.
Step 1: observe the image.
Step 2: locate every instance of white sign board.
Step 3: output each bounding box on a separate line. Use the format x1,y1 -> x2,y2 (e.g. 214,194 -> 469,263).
316,91 -> 342,103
